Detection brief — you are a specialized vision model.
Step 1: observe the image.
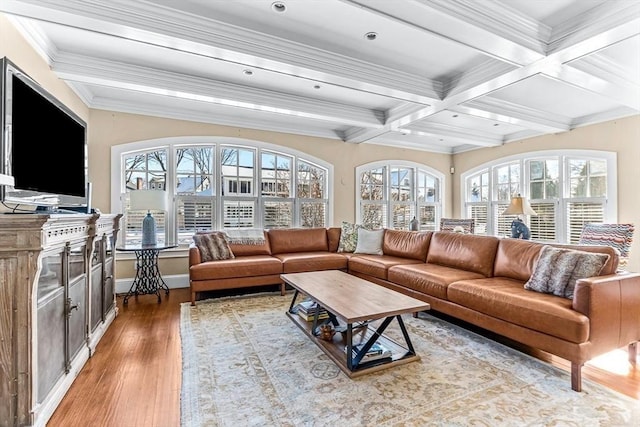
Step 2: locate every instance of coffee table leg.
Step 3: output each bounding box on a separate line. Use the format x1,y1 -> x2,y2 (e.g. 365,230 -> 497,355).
396,315 -> 416,355
346,324 -> 353,370
287,290 -> 300,313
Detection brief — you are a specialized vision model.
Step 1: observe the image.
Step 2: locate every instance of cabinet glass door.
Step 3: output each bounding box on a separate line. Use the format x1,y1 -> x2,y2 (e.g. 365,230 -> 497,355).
36,250 -> 65,403
67,244 -> 87,362
90,238 -> 104,330
103,234 -> 115,314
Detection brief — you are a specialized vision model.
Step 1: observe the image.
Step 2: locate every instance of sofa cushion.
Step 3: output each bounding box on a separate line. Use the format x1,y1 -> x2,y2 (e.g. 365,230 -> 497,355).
388,263 -> 485,300
426,233 -> 499,277
382,230 -> 431,261
268,228 -> 328,254
447,277 -> 589,344
192,232 -> 235,261
354,228 -> 384,255
228,231 -> 271,256
338,221 -> 362,253
349,255 -> 423,280
327,227 -> 341,252
493,238 -> 542,281
274,252 -> 347,273
189,255 -> 282,280
524,246 -> 610,299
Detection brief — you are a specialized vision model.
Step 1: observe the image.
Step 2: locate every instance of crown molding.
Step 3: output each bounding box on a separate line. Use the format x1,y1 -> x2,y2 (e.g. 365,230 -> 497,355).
90,96 -> 346,141
421,0 -> 549,47
575,53 -> 640,87
6,14 -> 57,65
443,60 -> 515,97
52,53 -> 386,128
550,1 -> 640,49
571,107 -> 637,129
547,5 -> 640,60
365,137 -> 454,155
385,102 -> 430,123
455,98 -> 570,133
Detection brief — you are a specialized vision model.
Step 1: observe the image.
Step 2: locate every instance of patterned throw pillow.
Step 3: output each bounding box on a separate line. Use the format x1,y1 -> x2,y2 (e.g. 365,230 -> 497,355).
524,246 -> 609,299
193,232 -> 235,262
338,221 -> 362,253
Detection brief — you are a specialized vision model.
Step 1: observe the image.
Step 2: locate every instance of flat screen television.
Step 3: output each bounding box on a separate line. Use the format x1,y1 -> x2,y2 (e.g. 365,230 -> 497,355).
0,57 -> 88,211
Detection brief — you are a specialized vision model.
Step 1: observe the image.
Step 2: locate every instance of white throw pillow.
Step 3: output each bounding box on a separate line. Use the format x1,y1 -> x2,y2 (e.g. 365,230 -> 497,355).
354,228 -> 384,255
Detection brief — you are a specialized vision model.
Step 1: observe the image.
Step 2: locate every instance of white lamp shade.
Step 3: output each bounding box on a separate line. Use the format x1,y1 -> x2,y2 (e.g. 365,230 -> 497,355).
129,190 -> 167,212
502,194 -> 537,216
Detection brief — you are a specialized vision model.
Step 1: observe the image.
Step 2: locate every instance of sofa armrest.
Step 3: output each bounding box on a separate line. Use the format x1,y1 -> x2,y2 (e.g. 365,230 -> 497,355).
189,243 -> 202,267
573,273 -> 640,353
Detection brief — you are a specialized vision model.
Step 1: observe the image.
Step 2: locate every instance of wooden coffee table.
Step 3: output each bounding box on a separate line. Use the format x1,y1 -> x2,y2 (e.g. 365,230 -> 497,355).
282,270 -> 430,377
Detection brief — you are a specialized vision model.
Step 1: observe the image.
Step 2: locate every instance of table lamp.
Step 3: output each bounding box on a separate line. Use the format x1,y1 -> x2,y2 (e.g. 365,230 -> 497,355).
129,189 -> 167,246
502,194 -> 537,239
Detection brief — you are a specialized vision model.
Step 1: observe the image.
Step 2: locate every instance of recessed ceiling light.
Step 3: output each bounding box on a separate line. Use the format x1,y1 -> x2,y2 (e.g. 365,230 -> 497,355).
452,114 -> 458,118
313,84 -> 321,89
243,69 -> 253,76
364,32 -> 378,41
493,123 -> 500,126
272,2 -> 286,13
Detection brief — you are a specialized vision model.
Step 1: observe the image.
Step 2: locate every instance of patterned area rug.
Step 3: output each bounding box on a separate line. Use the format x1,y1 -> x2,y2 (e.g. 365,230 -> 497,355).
180,293 -> 639,426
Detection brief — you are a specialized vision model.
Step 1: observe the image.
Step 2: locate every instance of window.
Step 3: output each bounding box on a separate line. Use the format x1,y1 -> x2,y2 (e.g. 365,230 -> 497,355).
356,162 -> 443,230
461,150 -> 616,242
113,137 -> 331,246
122,149 -> 168,245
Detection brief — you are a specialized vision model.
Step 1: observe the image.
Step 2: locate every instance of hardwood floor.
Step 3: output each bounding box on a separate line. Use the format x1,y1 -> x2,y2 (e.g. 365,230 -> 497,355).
47,289 -> 188,427
48,287 -> 639,426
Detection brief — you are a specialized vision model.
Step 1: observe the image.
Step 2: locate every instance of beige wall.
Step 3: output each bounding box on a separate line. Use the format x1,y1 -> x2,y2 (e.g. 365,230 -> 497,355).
453,115 -> 640,272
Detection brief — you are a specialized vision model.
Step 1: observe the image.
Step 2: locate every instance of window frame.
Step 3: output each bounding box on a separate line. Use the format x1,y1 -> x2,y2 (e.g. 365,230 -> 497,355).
460,150 -> 617,242
112,136 -> 333,246
355,160 -> 445,231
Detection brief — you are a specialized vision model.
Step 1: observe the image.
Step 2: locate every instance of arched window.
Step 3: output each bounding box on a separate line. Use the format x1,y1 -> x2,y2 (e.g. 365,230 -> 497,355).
356,161 -> 444,230
461,150 -> 616,242
112,137 -> 332,245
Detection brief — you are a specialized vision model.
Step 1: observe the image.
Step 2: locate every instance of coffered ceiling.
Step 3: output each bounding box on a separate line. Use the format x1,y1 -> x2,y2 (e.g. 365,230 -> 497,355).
2,0 -> 639,153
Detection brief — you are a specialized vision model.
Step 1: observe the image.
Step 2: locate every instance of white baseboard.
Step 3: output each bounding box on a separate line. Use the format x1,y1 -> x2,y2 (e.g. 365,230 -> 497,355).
33,347 -> 90,427
115,274 -> 189,294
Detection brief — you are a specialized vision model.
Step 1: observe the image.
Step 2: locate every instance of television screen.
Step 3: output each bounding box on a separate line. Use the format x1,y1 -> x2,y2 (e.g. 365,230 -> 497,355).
11,75 -> 86,197
0,57 -> 88,208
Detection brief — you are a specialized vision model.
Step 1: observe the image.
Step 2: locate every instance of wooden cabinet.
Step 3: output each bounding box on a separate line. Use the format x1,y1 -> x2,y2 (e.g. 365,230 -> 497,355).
0,213 -> 121,427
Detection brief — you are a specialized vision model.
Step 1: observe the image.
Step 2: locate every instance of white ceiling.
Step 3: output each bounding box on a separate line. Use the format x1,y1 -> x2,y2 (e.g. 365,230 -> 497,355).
2,0 -> 639,154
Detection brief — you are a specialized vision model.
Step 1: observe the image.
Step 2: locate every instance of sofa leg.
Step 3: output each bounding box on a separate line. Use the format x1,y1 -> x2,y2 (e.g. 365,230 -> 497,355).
571,362 -> 583,392
629,342 -> 638,365
280,282 -> 286,296
191,291 -> 196,306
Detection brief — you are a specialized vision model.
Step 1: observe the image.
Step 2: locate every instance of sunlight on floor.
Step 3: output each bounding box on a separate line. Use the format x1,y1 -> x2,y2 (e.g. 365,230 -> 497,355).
588,348 -> 636,376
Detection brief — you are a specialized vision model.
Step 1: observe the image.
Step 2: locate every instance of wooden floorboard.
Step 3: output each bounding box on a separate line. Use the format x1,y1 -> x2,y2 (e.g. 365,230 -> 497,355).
47,287 -> 639,426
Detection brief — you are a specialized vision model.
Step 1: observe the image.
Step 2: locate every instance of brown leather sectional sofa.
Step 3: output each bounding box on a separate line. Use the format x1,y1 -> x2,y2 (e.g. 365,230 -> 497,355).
188,227 -> 640,391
